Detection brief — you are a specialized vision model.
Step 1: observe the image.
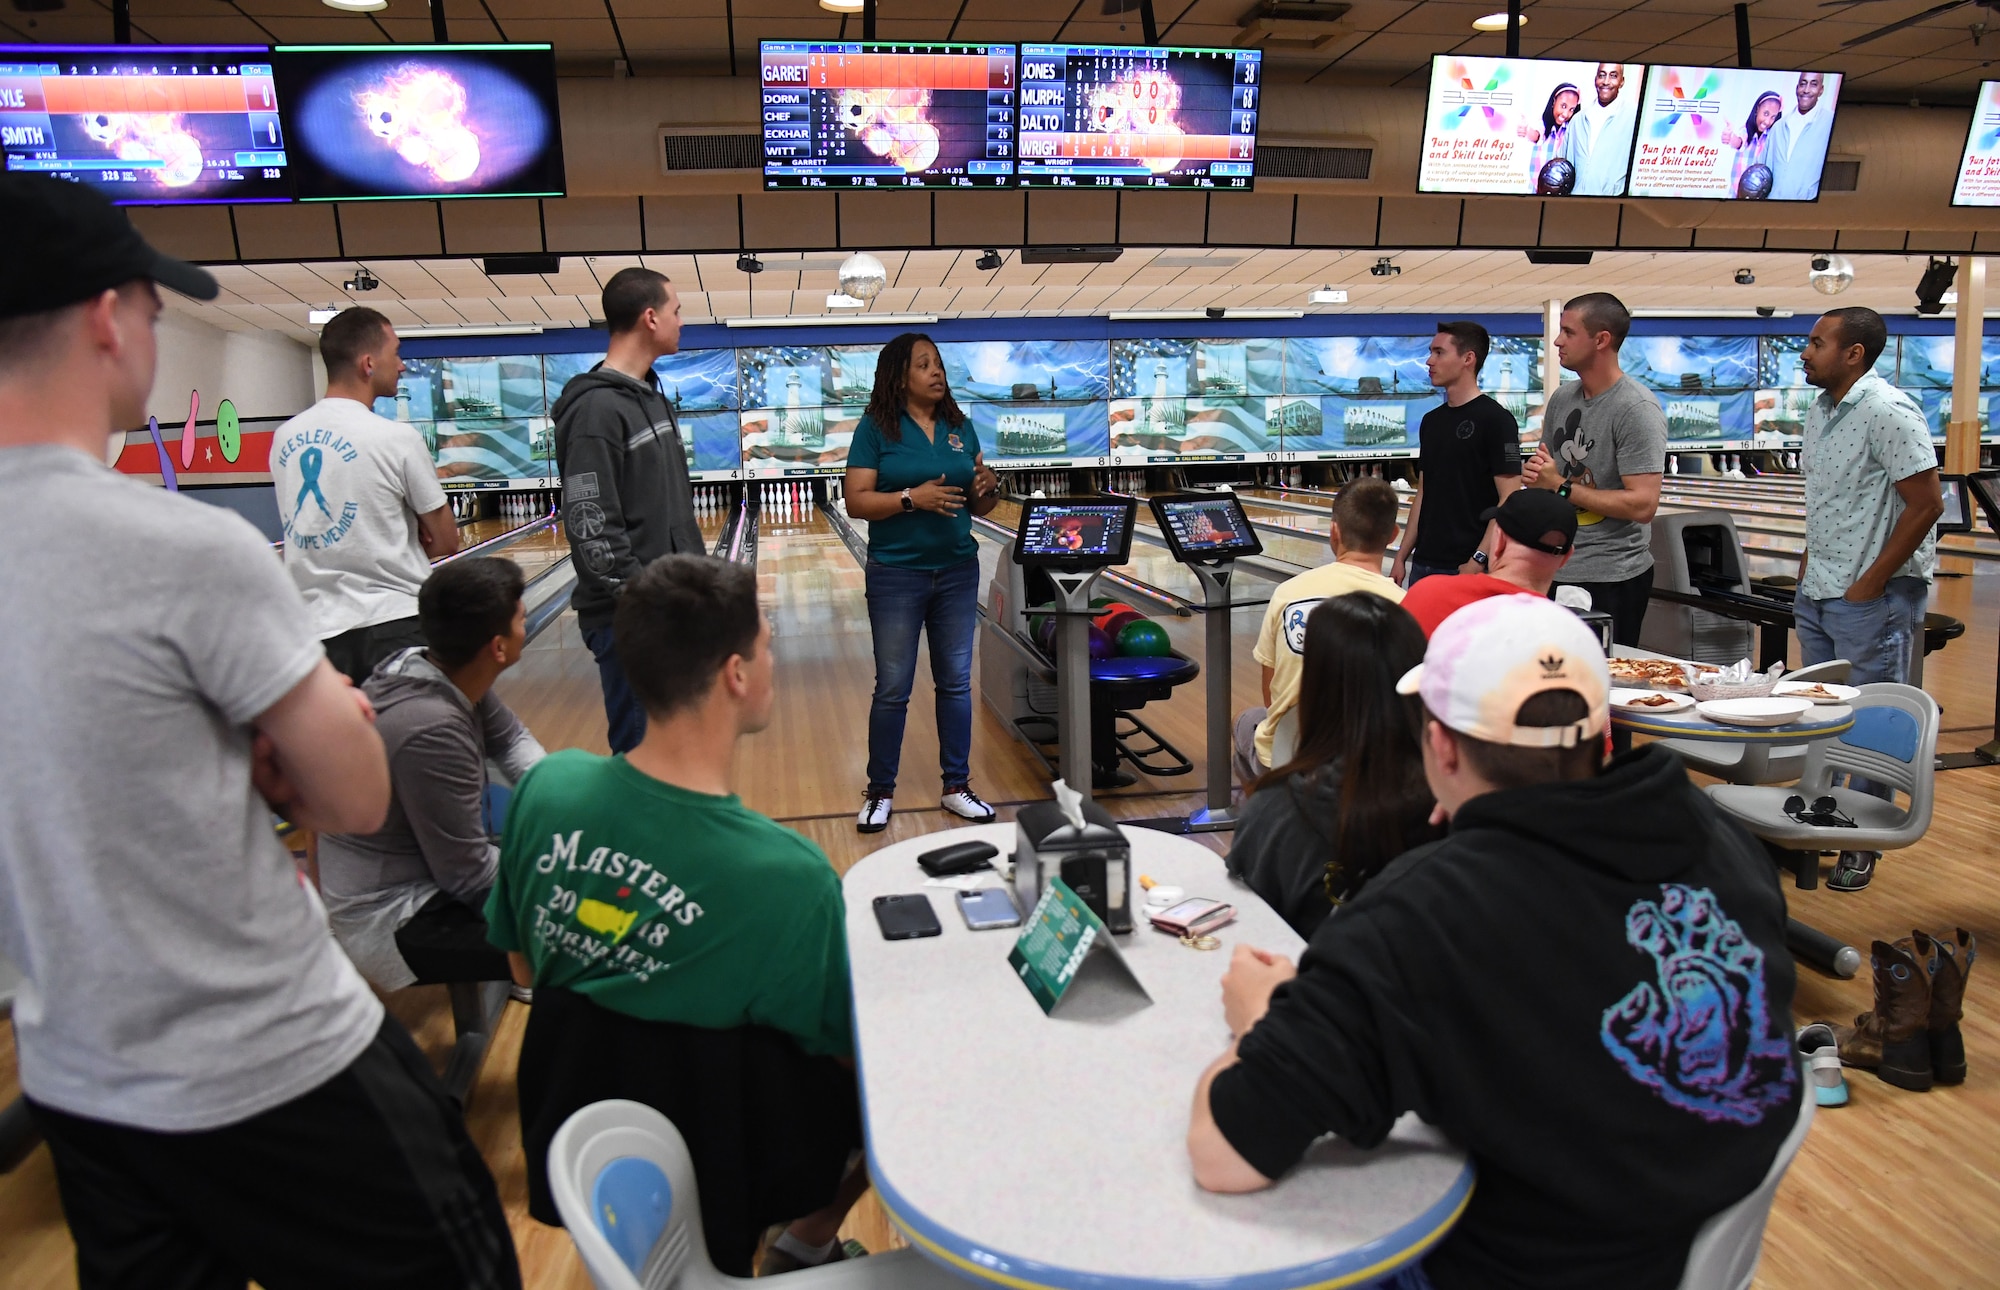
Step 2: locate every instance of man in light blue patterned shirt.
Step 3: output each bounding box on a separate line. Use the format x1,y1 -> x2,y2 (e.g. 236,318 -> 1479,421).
1796,305 -> 1944,891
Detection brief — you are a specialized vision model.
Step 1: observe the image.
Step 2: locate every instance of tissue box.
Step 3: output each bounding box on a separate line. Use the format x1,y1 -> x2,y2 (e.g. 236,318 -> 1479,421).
1013,799 -> 1133,934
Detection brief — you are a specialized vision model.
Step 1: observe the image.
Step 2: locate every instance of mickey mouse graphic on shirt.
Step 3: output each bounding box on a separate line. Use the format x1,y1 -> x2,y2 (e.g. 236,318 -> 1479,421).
1547,407 -> 1607,526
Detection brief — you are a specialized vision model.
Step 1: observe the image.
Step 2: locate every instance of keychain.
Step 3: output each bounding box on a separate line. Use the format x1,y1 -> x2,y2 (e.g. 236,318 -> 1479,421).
1179,933 -> 1221,951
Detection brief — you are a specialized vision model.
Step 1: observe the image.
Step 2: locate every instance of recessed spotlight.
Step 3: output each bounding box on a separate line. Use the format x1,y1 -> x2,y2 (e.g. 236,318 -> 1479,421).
819,0 -> 865,11
1309,285 -> 1348,304
1471,11 -> 1522,32
322,0 -> 388,12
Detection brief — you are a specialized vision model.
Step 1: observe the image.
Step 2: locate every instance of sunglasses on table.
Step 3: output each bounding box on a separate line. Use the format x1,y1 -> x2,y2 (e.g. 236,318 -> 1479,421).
1784,794 -> 1857,828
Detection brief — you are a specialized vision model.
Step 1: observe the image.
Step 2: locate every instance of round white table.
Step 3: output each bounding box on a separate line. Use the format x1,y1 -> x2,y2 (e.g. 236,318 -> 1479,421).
844,823 -> 1473,1290
1609,700 -> 1855,744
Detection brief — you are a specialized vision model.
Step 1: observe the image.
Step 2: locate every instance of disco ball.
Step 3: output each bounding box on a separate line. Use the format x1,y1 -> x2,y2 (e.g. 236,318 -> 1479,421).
1536,156 -> 1575,197
1736,164 -> 1773,200
1810,254 -> 1856,296
838,252 -> 887,303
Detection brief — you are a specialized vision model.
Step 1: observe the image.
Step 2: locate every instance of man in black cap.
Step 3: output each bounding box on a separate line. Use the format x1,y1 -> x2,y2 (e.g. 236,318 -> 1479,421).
0,175 -> 520,1290
1399,488 -> 1578,638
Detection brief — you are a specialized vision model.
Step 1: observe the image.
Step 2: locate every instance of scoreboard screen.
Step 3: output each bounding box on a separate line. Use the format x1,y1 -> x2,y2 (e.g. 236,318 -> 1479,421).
0,46 -> 291,205
761,41 -> 1017,189
1015,44 -> 1260,189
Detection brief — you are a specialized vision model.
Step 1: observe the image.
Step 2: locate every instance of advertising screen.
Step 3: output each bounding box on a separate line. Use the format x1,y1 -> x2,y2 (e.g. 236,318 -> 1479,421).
274,45 -> 564,200
760,41 -> 1017,189
0,46 -> 291,204
1952,80 -> 2000,206
1015,44 -> 1260,189
1419,57 -> 1645,197
1629,66 -> 1842,200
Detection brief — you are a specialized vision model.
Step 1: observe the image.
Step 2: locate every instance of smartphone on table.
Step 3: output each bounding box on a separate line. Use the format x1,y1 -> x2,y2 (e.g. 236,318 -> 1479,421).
956,887 -> 1021,930
873,893 -> 943,941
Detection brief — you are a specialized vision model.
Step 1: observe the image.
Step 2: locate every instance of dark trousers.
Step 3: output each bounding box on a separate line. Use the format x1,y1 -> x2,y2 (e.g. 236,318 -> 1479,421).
581,623 -> 646,755
395,891 -> 511,985
1554,564 -> 1655,646
30,1017 -> 521,1290
517,988 -> 860,1277
321,615 -> 425,686
1404,560 -> 1461,588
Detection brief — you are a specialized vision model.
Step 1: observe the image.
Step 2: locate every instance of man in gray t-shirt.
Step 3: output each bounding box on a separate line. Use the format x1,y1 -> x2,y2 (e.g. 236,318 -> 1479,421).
1523,293 -> 1667,645
0,174 -> 519,1289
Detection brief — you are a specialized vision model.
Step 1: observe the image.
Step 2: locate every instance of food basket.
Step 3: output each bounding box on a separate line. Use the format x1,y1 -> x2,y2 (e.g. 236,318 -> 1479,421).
1686,662 -> 1784,703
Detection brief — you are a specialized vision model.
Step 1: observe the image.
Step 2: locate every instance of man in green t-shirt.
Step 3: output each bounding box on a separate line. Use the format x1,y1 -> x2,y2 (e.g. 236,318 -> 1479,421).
488,555 -> 865,1275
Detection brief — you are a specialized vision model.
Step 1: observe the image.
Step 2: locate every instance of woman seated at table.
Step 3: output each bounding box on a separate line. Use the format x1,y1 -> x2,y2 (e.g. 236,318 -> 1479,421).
1225,594 -> 1437,938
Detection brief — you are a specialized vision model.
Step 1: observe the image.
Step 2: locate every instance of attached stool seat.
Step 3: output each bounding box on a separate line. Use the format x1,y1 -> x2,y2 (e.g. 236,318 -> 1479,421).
1912,613 -> 1964,689
1674,1092 -> 1814,1290
0,953 -> 39,1173
548,1099 -> 961,1290
1083,651 -> 1201,788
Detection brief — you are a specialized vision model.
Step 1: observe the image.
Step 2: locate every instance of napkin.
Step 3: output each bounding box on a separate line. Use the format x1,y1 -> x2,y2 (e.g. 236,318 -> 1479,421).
1053,778 -> 1087,831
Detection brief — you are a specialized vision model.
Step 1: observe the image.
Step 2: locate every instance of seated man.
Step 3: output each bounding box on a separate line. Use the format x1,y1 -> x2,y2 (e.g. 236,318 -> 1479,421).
487,554 -> 865,1278
319,556 -> 545,992
1400,488 -> 1577,637
1189,596 -> 1801,1289
1234,477 -> 1403,787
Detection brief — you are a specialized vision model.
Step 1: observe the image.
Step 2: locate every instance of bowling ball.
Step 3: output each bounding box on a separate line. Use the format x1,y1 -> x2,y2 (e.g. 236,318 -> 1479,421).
1116,619 -> 1172,658
1736,163 -> 1773,200
1035,615 -> 1058,658
216,399 -> 241,463
1089,625 -> 1114,660
1089,597 -> 1113,609
1536,156 -> 1576,196
1092,603 -> 1141,638
1028,612 -> 1050,642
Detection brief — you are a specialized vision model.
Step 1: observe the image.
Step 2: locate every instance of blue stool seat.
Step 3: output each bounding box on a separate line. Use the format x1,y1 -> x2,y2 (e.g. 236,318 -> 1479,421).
1090,655 -> 1200,686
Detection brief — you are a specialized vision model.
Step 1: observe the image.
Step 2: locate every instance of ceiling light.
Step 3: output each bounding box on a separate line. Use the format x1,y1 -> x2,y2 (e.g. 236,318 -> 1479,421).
1309,286 -> 1348,304
1471,11 -> 1521,31
826,292 -> 866,309
1369,257 -> 1400,278
736,253 -> 764,275
308,309 -> 338,325
724,313 -> 938,329
322,0 -> 389,11
819,0 -> 865,10
343,267 -> 379,293
1942,291 -> 1959,305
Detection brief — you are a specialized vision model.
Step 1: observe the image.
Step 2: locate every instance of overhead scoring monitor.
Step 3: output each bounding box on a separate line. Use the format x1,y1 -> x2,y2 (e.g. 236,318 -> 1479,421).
1015,44 -> 1260,189
1149,493 -> 1263,564
760,41 -> 1017,189
0,46 -> 291,204
1013,497 -> 1139,569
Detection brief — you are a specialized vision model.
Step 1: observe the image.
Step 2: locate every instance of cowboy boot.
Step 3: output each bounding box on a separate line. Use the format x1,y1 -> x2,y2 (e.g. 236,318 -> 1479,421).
1925,928 -> 1977,1086
1830,937 -> 1934,1092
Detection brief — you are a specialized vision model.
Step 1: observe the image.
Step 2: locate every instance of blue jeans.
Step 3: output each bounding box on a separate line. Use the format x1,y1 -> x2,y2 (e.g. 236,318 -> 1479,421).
581,624 -> 647,756
1794,576 -> 1928,686
1404,560 -> 1460,588
865,557 -> 980,796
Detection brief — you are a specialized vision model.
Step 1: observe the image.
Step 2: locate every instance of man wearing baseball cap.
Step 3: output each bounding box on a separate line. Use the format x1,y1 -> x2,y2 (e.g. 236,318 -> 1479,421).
0,175 -> 519,1288
1188,596 -> 1800,1288
1400,489 -> 1579,637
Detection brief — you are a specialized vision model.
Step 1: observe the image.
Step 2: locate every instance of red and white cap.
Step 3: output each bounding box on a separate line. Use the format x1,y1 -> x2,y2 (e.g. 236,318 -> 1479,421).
1395,595 -> 1610,748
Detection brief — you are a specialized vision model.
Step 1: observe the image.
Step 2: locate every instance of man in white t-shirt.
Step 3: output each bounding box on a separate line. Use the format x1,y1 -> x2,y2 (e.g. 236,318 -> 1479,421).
1232,477 -> 1405,785
273,307 -> 459,682
1769,72 -> 1835,202
0,174 -> 519,1287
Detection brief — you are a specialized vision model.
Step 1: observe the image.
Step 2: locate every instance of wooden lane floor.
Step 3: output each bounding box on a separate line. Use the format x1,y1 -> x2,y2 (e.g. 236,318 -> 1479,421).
2,494 -> 1997,1288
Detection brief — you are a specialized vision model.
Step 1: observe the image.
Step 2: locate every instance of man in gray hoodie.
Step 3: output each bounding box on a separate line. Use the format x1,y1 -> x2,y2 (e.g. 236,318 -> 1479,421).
320,556 -> 546,990
554,267 -> 704,753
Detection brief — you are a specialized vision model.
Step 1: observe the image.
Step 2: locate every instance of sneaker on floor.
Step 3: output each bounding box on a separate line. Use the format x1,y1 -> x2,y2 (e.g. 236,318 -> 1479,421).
857,794 -> 893,834
1828,850 -> 1878,892
940,786 -> 996,822
1797,1022 -> 1848,1107
508,984 -> 533,1006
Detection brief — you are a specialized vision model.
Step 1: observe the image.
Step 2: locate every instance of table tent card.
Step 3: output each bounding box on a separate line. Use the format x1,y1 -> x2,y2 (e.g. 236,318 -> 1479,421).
1009,877 -> 1151,1017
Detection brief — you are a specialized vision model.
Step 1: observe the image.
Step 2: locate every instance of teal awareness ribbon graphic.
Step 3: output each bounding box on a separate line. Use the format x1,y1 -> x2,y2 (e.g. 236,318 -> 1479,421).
296,446 -> 332,518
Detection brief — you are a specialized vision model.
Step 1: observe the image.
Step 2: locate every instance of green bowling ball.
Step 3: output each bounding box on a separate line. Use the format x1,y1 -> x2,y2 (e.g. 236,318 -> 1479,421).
1115,619 -> 1172,658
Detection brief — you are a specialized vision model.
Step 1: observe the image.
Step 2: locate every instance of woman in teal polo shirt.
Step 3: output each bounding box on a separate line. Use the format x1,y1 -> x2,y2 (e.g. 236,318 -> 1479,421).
843,333 -> 1001,833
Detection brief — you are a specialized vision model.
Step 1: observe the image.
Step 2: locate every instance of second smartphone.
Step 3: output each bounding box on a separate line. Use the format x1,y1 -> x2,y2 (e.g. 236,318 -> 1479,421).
956,887 -> 1021,930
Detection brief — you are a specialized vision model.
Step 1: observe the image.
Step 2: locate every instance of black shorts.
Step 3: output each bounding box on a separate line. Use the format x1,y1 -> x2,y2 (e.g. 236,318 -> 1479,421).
29,1017 -> 521,1290
321,615 -> 426,686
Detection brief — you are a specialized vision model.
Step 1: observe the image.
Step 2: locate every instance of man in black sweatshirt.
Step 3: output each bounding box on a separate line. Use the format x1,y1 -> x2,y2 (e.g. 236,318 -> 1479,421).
1188,595 -> 1801,1290
553,267 -> 704,753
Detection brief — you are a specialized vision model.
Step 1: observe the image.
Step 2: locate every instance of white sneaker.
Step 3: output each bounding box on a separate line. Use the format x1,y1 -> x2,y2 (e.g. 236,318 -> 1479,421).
508,984 -> 534,1006
940,787 -> 996,822
858,794 -> 893,834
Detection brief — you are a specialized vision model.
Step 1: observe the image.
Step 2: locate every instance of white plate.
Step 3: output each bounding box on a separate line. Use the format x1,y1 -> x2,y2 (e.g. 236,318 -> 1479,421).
1696,697 -> 1815,728
1610,688 -> 1695,714
1773,681 -> 1860,706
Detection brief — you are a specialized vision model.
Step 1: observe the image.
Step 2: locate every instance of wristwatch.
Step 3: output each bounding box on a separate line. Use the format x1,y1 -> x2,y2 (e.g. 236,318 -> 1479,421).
900,488 -> 915,513
1557,481 -> 1573,500
1471,551 -> 1489,568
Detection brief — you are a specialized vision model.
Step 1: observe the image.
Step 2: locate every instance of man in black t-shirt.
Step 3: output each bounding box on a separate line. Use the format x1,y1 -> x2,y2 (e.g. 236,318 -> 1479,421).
1392,321 -> 1522,588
